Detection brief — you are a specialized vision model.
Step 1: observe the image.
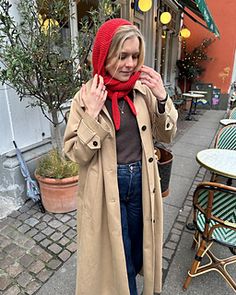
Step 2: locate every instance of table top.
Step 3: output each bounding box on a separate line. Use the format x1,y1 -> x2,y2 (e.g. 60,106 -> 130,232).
182,93 -> 205,98
189,90 -> 208,94
196,149 -> 236,179
220,119 -> 236,126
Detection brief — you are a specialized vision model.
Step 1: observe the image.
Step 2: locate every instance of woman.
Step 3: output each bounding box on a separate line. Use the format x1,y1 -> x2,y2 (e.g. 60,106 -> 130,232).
64,18 -> 178,295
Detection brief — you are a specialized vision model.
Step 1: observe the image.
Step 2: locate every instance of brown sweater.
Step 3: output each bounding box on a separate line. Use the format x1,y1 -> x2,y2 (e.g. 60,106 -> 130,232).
105,98 -> 142,164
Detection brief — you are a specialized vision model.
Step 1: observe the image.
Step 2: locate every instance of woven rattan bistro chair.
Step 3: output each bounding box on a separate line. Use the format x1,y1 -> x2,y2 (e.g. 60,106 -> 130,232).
183,181 -> 236,292
212,123 -> 236,186
214,123 -> 236,150
229,107 -> 236,119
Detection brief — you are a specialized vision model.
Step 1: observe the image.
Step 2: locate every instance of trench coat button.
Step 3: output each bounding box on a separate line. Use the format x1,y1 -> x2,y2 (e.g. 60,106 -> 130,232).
153,188 -> 156,193
153,219 -> 155,223
93,141 -> 98,146
148,157 -> 154,163
141,125 -> 147,131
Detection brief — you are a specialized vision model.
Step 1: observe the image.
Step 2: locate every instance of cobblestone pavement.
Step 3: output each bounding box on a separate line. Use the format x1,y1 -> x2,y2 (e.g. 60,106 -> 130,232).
0,202 -> 77,294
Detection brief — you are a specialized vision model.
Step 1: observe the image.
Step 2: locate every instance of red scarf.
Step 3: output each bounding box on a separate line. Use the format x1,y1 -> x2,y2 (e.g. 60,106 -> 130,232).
92,18 -> 140,130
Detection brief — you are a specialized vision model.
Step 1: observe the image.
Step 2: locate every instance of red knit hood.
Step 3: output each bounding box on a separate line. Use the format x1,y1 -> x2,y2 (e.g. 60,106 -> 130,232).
91,18 -> 141,131
92,18 -> 132,77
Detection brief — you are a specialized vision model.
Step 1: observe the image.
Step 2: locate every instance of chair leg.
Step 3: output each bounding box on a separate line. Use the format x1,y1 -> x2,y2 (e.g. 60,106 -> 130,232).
191,231 -> 199,250
227,178 -> 232,186
211,173 -> 217,182
183,239 -> 206,290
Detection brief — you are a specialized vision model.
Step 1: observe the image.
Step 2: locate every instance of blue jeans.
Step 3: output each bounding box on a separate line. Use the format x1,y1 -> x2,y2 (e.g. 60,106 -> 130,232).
117,161 -> 143,295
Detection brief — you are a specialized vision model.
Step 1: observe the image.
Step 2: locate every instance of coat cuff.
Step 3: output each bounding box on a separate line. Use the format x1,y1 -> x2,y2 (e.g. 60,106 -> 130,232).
154,97 -> 174,130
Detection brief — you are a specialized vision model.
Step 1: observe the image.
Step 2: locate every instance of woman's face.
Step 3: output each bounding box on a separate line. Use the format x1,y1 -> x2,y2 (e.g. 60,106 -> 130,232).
106,36 -> 140,82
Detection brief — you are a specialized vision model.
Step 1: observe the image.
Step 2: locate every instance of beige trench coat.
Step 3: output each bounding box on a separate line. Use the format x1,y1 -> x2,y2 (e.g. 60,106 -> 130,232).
64,80 -> 178,295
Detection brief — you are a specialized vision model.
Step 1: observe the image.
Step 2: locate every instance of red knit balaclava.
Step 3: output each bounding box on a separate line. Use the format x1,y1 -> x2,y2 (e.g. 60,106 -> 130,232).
92,18 -> 141,130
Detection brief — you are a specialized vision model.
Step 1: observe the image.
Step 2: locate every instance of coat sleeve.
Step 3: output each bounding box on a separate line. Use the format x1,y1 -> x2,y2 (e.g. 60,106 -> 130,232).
63,91 -> 110,166
144,86 -> 178,144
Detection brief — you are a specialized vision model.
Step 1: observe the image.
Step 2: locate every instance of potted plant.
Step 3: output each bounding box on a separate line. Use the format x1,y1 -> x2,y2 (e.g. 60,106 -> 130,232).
0,0 -> 119,212
35,149 -> 79,213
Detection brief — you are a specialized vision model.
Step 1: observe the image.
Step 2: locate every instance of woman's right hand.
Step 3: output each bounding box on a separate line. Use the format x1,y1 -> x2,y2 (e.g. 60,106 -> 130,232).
81,74 -> 107,119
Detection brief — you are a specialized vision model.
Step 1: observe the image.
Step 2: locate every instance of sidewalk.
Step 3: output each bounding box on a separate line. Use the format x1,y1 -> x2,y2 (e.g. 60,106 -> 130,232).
1,109 -> 234,295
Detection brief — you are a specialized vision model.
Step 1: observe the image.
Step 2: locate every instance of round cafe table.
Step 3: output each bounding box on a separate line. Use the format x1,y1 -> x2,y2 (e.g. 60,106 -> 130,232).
196,149 -> 236,179
189,90 -> 207,95
189,91 -> 208,115
182,93 -> 204,121
220,118 -> 236,126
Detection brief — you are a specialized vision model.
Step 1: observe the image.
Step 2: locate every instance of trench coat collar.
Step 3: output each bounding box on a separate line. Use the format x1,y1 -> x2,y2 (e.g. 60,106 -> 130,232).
133,80 -> 147,96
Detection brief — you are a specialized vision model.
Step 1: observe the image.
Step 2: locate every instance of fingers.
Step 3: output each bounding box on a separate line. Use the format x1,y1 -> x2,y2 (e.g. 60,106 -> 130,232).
91,74 -> 98,91
102,89 -> 108,101
139,65 -> 163,86
91,74 -> 104,90
140,65 -> 156,78
140,65 -> 161,79
91,74 -> 106,98
139,65 -> 166,99
97,75 -> 104,92
81,84 -> 86,102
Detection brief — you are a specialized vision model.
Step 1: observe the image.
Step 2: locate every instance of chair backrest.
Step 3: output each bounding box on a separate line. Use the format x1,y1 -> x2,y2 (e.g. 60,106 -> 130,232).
165,85 -> 176,99
193,182 -> 236,247
175,85 -> 183,98
229,107 -> 236,119
214,123 -> 236,150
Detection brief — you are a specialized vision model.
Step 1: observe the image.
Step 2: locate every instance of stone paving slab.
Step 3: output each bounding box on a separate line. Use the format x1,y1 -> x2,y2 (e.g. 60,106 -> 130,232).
172,142 -> 208,158
163,203 -> 179,243
177,132 -> 216,147
165,175 -> 194,207
171,155 -> 200,179
0,202 -> 77,294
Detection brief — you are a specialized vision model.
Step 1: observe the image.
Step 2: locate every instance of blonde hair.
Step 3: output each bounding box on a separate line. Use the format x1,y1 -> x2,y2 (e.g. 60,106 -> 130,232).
105,25 -> 145,72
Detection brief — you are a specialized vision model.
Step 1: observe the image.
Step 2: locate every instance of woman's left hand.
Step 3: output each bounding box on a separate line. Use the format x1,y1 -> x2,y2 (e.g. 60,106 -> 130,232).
139,65 -> 166,101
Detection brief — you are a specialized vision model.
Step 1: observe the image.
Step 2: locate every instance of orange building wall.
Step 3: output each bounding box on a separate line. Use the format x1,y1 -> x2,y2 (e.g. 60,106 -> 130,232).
184,0 -> 236,94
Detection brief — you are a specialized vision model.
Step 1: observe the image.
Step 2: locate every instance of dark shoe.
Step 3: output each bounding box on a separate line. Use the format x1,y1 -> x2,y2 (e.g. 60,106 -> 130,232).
186,223 -> 196,231
229,247 -> 236,255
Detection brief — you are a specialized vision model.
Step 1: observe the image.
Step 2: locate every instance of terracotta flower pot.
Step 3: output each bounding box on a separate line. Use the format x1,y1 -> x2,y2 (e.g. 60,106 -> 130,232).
35,174 -> 79,213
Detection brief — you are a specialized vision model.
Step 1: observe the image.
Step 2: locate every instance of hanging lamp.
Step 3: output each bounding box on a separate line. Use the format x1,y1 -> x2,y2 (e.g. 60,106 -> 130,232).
138,0 -> 152,12
160,12 -> 172,25
180,28 -> 191,38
